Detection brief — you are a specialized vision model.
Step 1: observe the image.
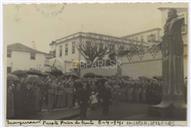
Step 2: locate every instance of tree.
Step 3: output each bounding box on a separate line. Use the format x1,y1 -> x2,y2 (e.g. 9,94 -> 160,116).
78,40 -> 113,65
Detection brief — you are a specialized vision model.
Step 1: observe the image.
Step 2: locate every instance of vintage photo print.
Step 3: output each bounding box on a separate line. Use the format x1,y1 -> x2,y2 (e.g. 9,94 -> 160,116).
3,2 -> 189,127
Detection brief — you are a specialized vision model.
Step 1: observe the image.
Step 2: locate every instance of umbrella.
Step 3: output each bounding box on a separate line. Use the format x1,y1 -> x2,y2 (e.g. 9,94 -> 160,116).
153,76 -> 162,81
50,68 -> 63,76
7,74 -> 19,82
64,72 -> 79,78
12,70 -> 27,78
83,73 -> 96,78
96,78 -> 107,84
25,75 -> 42,85
138,76 -> 151,81
27,69 -> 47,76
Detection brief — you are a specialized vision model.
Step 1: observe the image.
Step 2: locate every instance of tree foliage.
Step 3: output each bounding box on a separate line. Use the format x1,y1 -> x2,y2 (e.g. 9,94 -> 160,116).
78,41 -> 113,65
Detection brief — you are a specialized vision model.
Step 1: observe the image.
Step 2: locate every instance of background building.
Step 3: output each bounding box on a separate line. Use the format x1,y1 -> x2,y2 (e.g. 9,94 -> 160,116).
48,7 -> 188,78
7,43 -> 48,73
48,32 -> 131,75
121,28 -> 162,46
119,7 -> 188,78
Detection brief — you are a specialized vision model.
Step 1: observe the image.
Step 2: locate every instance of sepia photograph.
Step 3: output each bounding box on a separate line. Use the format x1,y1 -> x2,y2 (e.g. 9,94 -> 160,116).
3,2 -> 189,126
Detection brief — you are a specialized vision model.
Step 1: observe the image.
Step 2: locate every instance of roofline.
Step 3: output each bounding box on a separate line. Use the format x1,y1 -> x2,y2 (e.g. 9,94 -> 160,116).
121,28 -> 162,38
158,7 -> 188,10
52,32 -> 132,45
7,49 -> 48,55
7,43 -> 48,55
54,32 -> 82,43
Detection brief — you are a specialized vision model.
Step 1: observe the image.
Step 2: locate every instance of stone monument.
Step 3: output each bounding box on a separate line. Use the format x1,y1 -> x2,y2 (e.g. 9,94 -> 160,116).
149,9 -> 186,120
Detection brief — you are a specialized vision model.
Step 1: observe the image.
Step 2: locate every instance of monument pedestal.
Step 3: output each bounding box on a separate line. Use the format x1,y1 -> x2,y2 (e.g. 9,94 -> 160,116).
149,104 -> 186,120
148,95 -> 186,120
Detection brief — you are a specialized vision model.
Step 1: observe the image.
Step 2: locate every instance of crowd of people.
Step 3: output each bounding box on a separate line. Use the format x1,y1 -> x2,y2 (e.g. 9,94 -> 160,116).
7,71 -> 164,119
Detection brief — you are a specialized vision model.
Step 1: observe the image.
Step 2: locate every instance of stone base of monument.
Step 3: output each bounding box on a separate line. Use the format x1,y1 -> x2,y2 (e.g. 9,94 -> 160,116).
148,103 -> 186,120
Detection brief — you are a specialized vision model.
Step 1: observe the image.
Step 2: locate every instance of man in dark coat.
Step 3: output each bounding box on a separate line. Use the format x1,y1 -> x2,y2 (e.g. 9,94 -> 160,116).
13,82 -> 23,119
76,82 -> 90,119
100,82 -> 112,116
22,83 -> 36,119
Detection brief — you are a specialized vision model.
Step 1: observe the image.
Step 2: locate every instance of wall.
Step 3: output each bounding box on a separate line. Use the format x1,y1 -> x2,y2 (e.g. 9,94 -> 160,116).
121,59 -> 162,79
80,66 -> 117,77
120,52 -> 187,79
7,51 -> 47,72
125,29 -> 161,43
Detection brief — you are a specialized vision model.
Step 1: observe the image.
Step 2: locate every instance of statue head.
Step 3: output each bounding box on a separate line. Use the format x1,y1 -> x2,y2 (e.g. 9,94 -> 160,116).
168,8 -> 178,20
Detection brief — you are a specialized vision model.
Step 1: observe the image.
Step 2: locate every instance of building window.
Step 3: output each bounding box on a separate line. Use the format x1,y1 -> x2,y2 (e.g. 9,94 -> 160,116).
72,42 -> 75,54
30,53 -> 36,60
59,45 -> 62,57
110,44 -> 115,50
147,34 -> 156,42
7,50 -> 12,58
151,34 -> 156,41
7,67 -> 12,73
65,43 -> 68,55
119,44 -> 124,50
99,42 -> 104,48
53,50 -> 56,57
147,35 -> 151,42
141,36 -> 144,42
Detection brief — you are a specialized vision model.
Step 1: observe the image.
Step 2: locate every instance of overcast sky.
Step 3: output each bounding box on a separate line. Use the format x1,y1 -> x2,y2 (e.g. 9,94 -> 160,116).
3,3 -> 187,52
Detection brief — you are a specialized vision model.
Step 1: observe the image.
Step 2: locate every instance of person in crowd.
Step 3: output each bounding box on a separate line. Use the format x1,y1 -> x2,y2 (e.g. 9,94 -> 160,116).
72,81 -> 77,108
7,71 -> 164,119
89,90 -> 98,111
77,81 -> 90,119
22,81 -> 36,119
66,79 -> 74,108
140,82 -> 147,103
53,79 -> 59,108
60,81 -> 66,108
7,79 -> 15,119
135,85 -> 139,103
48,78 -> 55,111
56,81 -> 62,108
146,82 -> 152,104
33,82 -> 41,112
100,81 -> 112,116
128,82 -> 133,103
13,79 -> 24,119
40,77 -> 49,110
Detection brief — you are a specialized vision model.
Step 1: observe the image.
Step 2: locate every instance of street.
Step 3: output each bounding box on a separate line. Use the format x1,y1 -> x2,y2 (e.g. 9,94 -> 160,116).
71,101 -> 149,120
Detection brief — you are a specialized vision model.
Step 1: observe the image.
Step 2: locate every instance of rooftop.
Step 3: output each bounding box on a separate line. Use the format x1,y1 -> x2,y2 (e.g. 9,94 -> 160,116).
121,28 -> 162,39
51,32 -> 131,45
7,43 -> 48,55
158,7 -> 188,11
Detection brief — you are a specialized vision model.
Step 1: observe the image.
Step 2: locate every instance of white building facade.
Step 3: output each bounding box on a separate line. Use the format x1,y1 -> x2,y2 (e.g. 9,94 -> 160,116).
48,32 -> 131,75
7,43 -> 48,73
121,28 -> 162,45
